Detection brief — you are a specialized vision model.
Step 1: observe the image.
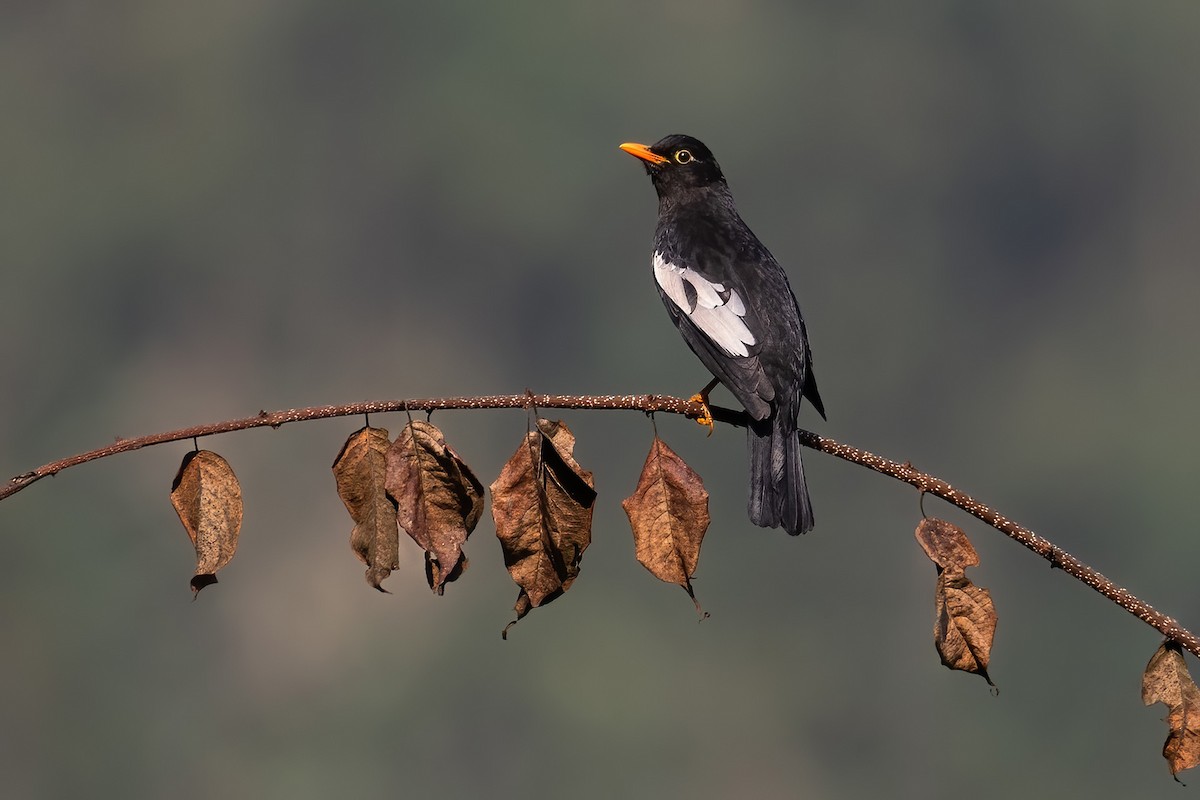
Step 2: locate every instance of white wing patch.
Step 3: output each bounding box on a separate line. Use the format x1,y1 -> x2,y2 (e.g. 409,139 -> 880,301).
653,252 -> 756,357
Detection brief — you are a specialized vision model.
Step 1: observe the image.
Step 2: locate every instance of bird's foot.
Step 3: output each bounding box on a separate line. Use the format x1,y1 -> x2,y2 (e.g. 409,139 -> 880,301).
689,379 -> 719,436
689,396 -> 715,436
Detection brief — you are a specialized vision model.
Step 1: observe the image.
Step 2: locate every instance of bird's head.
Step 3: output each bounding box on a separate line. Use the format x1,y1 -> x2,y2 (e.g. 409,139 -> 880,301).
620,134 -> 726,198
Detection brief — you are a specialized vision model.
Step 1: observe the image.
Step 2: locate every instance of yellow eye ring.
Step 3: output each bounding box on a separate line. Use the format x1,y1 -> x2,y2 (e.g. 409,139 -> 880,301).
674,149 -> 694,165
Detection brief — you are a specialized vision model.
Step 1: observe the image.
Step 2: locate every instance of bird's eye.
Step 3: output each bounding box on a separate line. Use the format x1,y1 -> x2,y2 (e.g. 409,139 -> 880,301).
674,149 -> 694,165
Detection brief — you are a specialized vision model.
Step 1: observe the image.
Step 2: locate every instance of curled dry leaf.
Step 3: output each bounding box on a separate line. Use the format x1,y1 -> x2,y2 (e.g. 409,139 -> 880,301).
170,449 -> 243,595
917,518 -> 996,686
491,419 -> 595,638
384,420 -> 484,595
622,435 -> 710,617
1142,641 -> 1200,780
333,426 -> 399,592
934,569 -> 996,687
915,517 -> 979,570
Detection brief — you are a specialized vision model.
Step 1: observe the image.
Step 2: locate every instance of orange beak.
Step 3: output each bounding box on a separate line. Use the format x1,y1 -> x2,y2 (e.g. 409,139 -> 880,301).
620,142 -> 670,166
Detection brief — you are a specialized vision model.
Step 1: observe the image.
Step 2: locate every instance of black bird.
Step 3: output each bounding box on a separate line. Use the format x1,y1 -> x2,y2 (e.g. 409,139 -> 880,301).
620,134 -> 825,535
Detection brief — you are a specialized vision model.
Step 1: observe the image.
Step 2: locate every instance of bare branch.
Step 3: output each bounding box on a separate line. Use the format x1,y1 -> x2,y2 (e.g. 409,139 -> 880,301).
3,392 -> 1196,659
795,429 -> 1200,660
0,394 -> 707,503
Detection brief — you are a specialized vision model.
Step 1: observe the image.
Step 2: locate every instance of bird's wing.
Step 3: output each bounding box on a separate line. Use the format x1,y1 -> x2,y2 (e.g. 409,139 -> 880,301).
653,252 -> 756,358
653,251 -> 775,420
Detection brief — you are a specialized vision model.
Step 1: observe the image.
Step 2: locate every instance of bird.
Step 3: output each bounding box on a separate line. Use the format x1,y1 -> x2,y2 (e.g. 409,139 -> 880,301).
620,134 -> 825,535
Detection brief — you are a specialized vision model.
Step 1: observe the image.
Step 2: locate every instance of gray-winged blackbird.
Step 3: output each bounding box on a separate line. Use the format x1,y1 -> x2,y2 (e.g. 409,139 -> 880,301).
621,134 -> 825,534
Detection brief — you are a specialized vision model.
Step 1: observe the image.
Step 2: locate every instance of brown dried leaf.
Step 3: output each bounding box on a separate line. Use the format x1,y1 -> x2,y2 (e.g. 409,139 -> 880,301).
934,568 -> 996,687
1142,641 -> 1200,779
333,426 -> 399,592
915,517 -> 979,570
384,420 -> 484,595
170,449 -> 243,595
917,517 -> 996,686
622,435 -> 710,617
491,419 -> 595,637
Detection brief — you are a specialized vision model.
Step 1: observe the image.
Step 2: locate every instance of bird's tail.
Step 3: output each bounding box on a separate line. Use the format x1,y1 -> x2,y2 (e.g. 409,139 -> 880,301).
747,417 -> 813,535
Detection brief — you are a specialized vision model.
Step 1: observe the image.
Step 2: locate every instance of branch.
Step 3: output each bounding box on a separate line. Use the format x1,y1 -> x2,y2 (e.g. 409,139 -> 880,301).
4,392 -> 1197,659
795,430 -> 1200,660
0,394 -> 709,502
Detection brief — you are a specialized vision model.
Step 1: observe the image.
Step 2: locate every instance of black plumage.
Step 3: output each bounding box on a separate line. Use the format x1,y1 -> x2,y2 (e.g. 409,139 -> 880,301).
620,134 -> 825,535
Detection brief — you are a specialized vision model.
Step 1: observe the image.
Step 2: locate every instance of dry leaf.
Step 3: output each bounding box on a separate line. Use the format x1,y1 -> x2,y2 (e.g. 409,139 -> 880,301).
915,517 -> 980,570
1142,641 -> 1200,780
622,435 -> 710,617
384,420 -> 484,595
333,426 -> 399,591
491,419 -> 595,637
934,568 -> 996,686
917,517 -> 997,686
170,449 -> 243,594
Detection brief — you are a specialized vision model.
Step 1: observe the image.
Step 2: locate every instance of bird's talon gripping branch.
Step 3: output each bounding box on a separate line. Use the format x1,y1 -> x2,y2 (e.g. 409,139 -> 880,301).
688,392 -> 716,435
688,378 -> 719,435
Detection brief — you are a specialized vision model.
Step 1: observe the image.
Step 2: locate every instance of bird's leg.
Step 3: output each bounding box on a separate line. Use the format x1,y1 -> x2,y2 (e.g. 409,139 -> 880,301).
689,377 -> 720,436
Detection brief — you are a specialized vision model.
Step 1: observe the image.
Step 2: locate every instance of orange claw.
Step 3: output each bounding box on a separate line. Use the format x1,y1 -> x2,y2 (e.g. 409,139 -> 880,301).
688,393 -> 715,436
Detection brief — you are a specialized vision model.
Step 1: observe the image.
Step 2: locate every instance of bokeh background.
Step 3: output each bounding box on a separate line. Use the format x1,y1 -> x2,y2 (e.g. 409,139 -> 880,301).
3,2 -> 1199,798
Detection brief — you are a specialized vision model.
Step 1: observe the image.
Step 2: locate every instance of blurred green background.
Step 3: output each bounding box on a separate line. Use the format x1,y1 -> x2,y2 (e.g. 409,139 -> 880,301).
3,1 -> 1199,797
